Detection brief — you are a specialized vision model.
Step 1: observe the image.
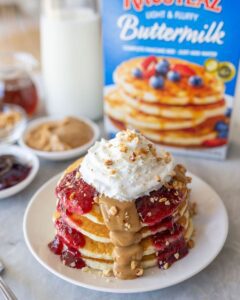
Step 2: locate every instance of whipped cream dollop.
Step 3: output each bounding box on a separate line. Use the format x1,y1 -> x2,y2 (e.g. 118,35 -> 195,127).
80,130 -> 174,201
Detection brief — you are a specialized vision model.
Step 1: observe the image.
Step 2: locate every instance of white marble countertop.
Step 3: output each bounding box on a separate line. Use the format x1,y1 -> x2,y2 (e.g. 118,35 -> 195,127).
1,121 -> 240,300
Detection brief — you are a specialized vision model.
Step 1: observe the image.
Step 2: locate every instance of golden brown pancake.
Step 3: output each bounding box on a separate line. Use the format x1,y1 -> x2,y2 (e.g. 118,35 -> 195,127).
51,159 -> 195,272
114,57 -> 225,105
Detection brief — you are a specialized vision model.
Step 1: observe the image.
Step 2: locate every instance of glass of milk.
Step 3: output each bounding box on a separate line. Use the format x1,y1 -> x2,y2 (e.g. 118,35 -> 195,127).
41,0 -> 103,120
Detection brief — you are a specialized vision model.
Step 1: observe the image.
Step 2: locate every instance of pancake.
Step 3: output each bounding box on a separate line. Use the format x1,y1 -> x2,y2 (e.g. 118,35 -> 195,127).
54,213 -> 193,262
141,128 -> 217,147
120,89 -> 226,119
114,57 -> 225,105
109,116 -> 218,147
105,90 -> 208,130
105,88 -> 227,137
104,90 -> 126,123
50,142 -> 195,277
126,109 -> 206,131
83,254 -> 157,272
55,199 -> 190,244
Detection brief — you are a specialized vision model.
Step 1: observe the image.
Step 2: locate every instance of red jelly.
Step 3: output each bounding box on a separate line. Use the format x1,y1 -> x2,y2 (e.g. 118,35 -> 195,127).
152,224 -> 184,251
157,237 -> 188,269
48,235 -> 64,255
136,185 -> 185,225
148,216 -> 174,234
0,155 -> 31,191
56,168 -> 97,215
55,218 -> 85,249
49,235 -> 85,269
152,224 -> 188,269
61,247 -> 85,269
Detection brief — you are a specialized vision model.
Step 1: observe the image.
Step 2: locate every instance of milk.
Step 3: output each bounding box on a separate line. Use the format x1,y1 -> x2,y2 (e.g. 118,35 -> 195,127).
41,8 -> 103,119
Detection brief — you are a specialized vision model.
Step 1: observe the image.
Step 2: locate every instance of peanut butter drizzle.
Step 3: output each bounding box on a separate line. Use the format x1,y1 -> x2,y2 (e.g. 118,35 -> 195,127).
99,196 -> 143,280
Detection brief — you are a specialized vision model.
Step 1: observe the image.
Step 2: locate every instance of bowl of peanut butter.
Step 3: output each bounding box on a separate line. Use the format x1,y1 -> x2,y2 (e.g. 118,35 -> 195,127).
19,116 -> 100,161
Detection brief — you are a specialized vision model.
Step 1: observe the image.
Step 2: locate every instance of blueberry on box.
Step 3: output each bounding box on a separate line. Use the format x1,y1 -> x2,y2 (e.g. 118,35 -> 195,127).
167,71 -> 181,82
149,76 -> 164,89
218,130 -> 229,139
155,59 -> 170,75
188,75 -> 203,87
215,121 -> 229,132
225,107 -> 232,118
132,68 -> 142,78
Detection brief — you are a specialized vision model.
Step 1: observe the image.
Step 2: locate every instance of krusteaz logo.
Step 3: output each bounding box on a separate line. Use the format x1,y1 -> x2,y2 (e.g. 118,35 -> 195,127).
123,0 -> 222,13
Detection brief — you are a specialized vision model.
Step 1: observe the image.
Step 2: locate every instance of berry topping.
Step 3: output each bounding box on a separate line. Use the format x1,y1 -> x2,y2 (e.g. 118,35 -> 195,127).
48,235 -> 64,255
141,55 -> 158,70
188,75 -> 203,87
218,131 -> 229,139
49,235 -> 86,269
171,64 -> 196,77
56,169 -> 97,215
155,59 -> 170,75
61,247 -> 85,269
141,56 -> 158,79
167,71 -> 181,82
55,218 -> 85,249
149,76 -> 164,89
214,121 -> 229,133
132,68 -> 142,79
143,67 -> 156,79
152,223 -> 184,251
136,185 -> 185,226
202,138 -> 227,147
157,237 -> 188,270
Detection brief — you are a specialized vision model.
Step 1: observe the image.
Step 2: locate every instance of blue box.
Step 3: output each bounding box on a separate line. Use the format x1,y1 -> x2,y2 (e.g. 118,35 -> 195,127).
102,0 -> 240,159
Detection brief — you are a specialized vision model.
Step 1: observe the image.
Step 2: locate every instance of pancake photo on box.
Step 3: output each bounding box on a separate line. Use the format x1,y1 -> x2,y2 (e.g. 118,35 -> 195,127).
104,56 -> 232,149
48,129 -> 195,280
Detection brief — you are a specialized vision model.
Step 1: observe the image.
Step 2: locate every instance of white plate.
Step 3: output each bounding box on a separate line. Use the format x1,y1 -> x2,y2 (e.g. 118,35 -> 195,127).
23,172 -> 228,293
19,116 -> 100,161
0,145 -> 39,199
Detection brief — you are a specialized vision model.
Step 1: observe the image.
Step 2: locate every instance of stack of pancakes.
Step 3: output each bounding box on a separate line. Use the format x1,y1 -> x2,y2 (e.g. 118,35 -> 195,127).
105,57 -> 227,147
51,159 -> 195,274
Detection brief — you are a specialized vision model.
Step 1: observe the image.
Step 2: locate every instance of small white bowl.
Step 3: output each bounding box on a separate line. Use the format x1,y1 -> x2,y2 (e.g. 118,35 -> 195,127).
0,145 -> 39,199
0,104 -> 27,144
19,116 -> 100,161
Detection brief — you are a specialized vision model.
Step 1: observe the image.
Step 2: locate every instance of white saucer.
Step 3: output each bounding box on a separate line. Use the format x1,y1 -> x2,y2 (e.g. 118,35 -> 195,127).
23,172 -> 228,293
19,116 -> 100,161
0,145 -> 39,199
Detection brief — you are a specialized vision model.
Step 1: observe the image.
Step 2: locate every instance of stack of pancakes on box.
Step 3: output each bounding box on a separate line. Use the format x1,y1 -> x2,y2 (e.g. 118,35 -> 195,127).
50,159 -> 195,276
105,57 -> 227,147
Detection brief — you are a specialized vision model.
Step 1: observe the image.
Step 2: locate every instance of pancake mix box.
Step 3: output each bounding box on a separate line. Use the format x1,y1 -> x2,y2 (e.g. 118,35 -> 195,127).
102,0 -> 240,159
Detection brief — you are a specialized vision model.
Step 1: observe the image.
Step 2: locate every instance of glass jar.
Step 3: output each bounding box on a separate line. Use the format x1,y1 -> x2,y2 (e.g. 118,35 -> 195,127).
41,0 -> 103,120
0,52 -> 39,116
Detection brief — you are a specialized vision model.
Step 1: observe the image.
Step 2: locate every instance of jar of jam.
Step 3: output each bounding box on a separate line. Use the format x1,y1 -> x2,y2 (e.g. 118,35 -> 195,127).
0,52 -> 39,116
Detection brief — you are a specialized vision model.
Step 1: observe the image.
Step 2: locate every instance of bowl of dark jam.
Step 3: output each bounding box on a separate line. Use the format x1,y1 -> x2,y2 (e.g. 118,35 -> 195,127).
0,145 -> 39,199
